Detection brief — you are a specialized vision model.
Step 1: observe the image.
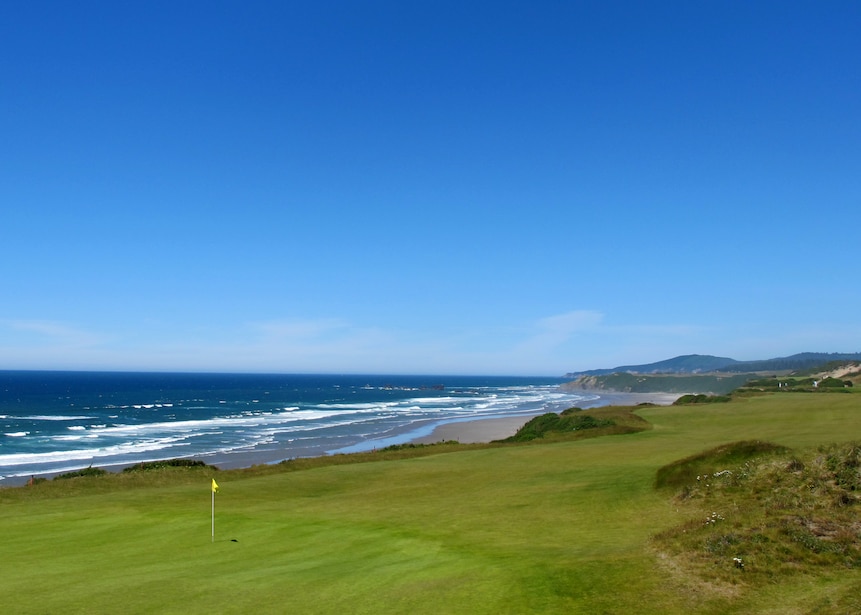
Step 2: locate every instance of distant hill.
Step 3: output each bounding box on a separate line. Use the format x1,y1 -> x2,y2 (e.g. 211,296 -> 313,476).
722,352 -> 861,373
564,354 -> 739,378
564,352 -> 861,379
562,372 -> 754,395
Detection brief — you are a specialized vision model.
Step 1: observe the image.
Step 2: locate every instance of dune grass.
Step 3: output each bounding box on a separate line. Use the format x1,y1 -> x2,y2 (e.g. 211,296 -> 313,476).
654,441 -> 861,581
1,393 -> 860,613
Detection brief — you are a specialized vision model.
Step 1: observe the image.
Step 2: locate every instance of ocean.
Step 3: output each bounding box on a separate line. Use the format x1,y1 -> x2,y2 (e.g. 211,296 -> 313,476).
0,371 -> 600,485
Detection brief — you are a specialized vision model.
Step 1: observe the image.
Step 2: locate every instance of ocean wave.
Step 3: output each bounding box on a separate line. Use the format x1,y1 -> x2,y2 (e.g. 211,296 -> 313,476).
15,415 -> 96,421
0,435 -> 192,468
4,431 -> 28,437
257,416 -> 380,436
70,407 -> 380,439
0,376 -> 591,481
313,401 -> 401,410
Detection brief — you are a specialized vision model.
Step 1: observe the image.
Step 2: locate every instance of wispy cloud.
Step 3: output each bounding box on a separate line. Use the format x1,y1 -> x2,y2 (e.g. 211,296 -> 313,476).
516,310 -> 604,354
536,310 -> 604,336
0,319 -> 119,370
221,318 -> 403,372
1,319 -> 107,346
250,318 -> 350,339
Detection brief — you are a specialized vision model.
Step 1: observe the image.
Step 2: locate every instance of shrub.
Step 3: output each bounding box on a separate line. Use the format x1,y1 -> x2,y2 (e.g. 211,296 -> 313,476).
673,394 -> 732,405
819,377 -> 848,388
507,413 -> 562,441
122,459 -> 216,473
54,466 -> 108,480
559,407 -> 583,416
505,412 -> 614,442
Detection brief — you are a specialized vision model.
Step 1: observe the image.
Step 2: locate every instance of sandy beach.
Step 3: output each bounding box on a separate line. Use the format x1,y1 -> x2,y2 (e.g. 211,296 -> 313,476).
411,416 -> 535,444
409,391 -> 680,445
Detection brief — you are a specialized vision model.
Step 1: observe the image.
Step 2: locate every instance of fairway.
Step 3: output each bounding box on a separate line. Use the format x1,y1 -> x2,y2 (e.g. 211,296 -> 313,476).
2,393 -> 860,614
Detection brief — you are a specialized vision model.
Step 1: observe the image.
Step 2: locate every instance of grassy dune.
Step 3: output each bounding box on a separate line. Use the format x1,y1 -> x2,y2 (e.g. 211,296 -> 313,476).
2,393 -> 860,614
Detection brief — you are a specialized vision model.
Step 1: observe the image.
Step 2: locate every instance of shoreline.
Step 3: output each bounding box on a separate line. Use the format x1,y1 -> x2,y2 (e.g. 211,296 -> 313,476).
1,391 -> 679,486
409,391 -> 680,445
157,391 -> 680,468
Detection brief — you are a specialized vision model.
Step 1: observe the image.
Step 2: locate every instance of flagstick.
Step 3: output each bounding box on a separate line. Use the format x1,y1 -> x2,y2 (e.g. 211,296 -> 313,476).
211,487 -> 215,543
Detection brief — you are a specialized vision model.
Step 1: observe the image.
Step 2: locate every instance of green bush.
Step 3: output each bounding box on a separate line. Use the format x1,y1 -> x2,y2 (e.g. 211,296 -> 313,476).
560,407 -> 583,416
819,377 -> 848,388
673,394 -> 731,405
505,412 -> 614,442
54,466 -> 108,480
121,459 -> 216,473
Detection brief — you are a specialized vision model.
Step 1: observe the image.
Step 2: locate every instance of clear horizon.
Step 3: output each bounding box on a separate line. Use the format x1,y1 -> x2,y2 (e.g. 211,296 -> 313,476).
2,2 -> 860,376
2,350 -> 859,380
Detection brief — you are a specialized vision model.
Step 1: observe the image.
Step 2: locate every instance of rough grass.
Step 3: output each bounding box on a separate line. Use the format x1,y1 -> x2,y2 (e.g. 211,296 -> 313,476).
653,442 -> 861,602
2,393 -> 861,614
654,440 -> 789,490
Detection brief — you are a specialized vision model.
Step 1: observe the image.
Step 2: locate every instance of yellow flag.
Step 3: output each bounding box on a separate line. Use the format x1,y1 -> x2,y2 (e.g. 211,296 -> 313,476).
211,478 -> 219,493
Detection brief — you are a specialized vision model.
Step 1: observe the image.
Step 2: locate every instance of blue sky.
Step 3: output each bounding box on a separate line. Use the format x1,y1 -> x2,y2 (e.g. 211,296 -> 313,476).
2,1 -> 859,375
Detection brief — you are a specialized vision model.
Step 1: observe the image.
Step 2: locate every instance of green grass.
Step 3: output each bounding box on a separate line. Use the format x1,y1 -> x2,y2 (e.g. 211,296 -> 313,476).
2,393 -> 861,613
